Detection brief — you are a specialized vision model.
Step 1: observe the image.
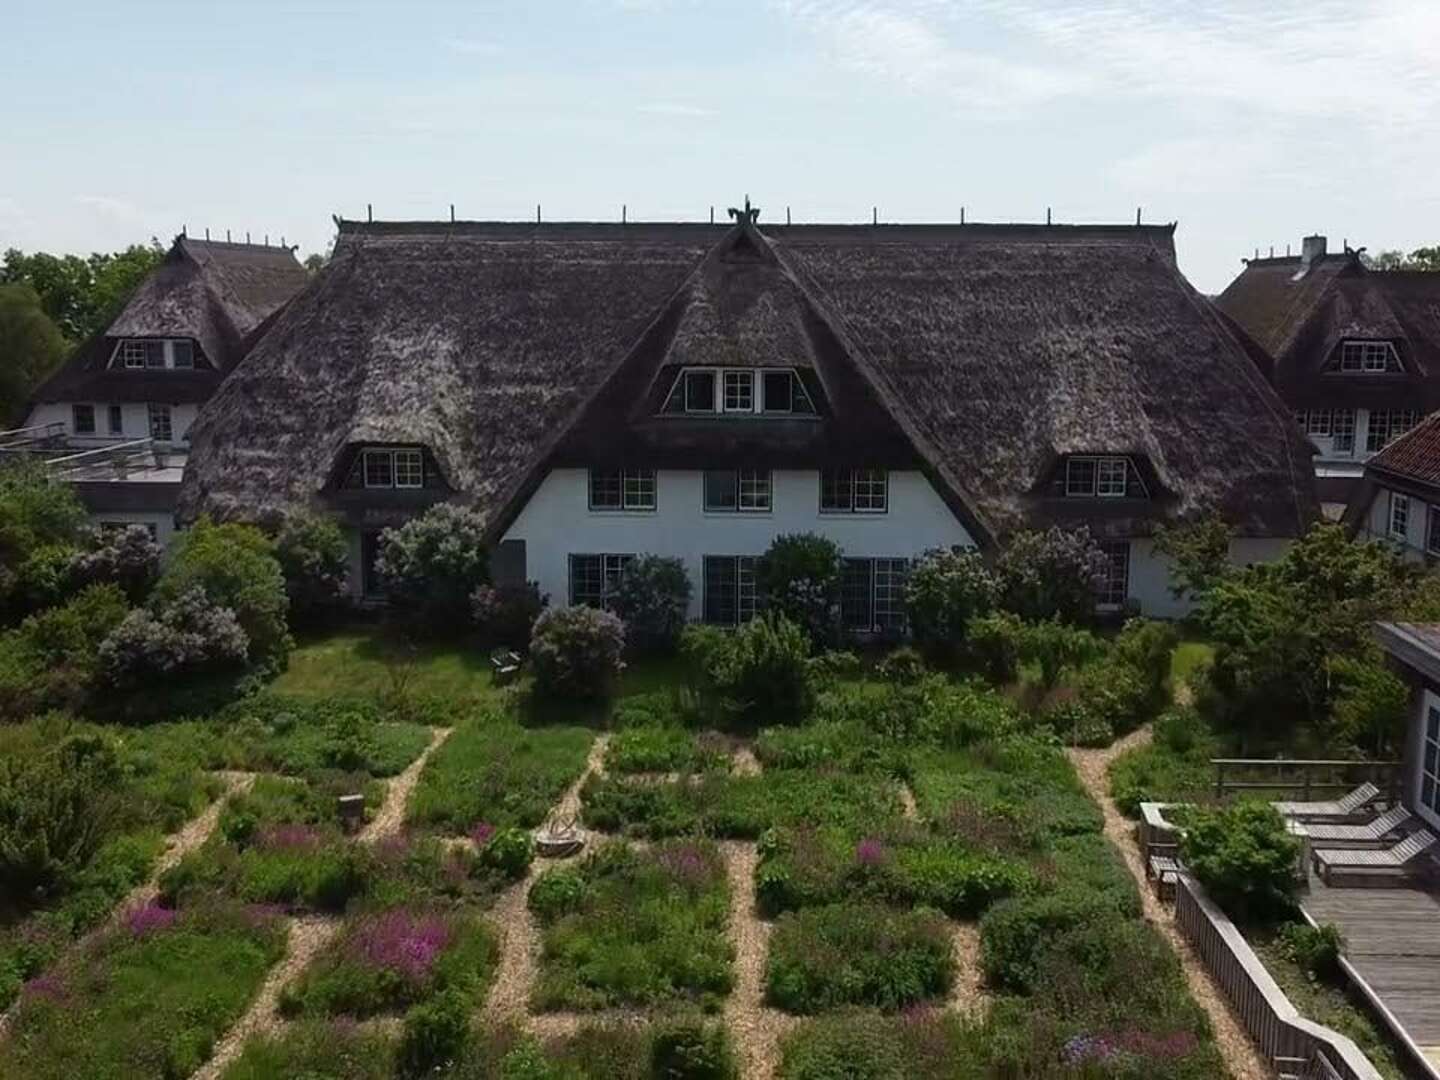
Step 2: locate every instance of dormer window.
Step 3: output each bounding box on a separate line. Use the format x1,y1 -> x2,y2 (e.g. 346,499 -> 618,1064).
114,339 -> 198,371
1338,341 -> 1401,373
664,368 -> 816,416
172,340 -> 194,369
361,447 -> 424,489
1063,456 -> 1145,498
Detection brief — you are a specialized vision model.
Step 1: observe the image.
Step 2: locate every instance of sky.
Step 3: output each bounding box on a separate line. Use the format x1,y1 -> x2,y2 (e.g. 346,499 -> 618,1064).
3,0 -> 1439,293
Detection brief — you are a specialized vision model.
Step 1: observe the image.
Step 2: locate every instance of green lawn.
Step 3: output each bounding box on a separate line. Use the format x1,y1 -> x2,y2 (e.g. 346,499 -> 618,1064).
1170,639 -> 1215,697
273,628 -> 501,707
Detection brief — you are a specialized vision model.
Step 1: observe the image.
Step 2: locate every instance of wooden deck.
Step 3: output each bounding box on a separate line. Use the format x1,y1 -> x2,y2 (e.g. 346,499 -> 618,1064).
1301,878 -> 1440,1069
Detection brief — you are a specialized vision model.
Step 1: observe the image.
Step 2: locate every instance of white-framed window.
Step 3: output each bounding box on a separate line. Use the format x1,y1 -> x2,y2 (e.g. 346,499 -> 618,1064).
821,468 -> 888,513
121,339 -> 148,368
839,557 -> 909,631
363,450 -> 393,488
1332,409 -> 1357,452
72,404 -> 95,434
1368,410 -> 1419,453
394,449 -> 424,489
108,404 -> 123,435
569,553 -> 633,610
171,340 -> 195,369
1066,456 -> 1130,498
1096,540 -> 1130,609
703,555 -> 757,626
1428,506 -> 1440,557
703,469 -> 771,512
1419,692 -> 1440,828
1389,492 -> 1411,542
1339,341 -> 1399,373
147,403 -> 172,442
589,469 -> 656,511
722,370 -> 753,412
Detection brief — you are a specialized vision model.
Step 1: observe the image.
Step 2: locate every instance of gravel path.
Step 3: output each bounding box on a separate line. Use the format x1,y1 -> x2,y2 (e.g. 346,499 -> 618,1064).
483,733 -> 610,1024
898,783 -> 920,821
947,923 -> 986,1017
357,727 -> 452,842
1066,729 -> 1269,1080
191,915 -> 341,1080
721,841 -> 796,1080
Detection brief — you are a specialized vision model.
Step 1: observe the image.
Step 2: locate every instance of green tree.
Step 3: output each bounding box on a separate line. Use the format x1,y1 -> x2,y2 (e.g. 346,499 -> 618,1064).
1153,515 -> 1234,600
1,241 -> 164,343
1363,246 -> 1440,272
0,284 -> 65,425
0,460 -> 88,623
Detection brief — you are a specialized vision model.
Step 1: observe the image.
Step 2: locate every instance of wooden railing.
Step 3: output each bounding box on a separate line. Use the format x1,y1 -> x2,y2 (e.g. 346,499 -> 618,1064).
0,421 -> 66,450
1211,759 -> 1402,802
1174,874 -> 1385,1080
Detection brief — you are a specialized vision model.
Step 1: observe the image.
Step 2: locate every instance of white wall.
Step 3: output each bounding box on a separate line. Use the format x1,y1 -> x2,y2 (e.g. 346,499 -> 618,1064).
502,468 -> 974,618
1126,537 -> 1293,619
1358,483 -> 1434,563
25,401 -> 200,445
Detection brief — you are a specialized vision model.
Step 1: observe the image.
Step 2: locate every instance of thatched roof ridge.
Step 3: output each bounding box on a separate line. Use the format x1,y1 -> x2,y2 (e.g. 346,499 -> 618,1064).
180,218 -> 1316,542
31,236 -> 307,405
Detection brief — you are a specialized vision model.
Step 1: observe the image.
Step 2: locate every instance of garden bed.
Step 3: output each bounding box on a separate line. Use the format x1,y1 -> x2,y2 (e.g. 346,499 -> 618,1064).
528,840 -> 734,1011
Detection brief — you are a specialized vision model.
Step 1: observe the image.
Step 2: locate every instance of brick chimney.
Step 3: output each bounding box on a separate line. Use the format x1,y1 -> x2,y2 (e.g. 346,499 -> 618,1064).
1301,234 -> 1327,268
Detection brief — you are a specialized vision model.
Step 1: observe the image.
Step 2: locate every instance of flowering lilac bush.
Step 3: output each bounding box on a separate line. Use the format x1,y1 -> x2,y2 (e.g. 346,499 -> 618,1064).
609,555 -> 691,654
68,524 -> 163,602
995,526 -> 1110,625
903,546 -> 998,663
97,586 -> 249,691
376,503 -> 489,631
529,605 -> 626,700
756,533 -> 843,644
470,581 -> 546,649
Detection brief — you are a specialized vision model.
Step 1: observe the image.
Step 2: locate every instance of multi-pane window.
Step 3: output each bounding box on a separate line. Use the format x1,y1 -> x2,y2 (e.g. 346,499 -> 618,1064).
1066,456 -> 1129,498
722,370 -> 753,412
145,341 -> 164,369
121,340 -> 148,368
108,404 -> 123,435
394,449 -> 424,489
147,403 -> 172,442
1367,410 -> 1419,453
703,470 -> 771,512
1295,410 -> 1357,451
570,553 -> 633,610
172,340 -> 194,369
589,469 -> 656,511
1428,507 -> 1440,557
839,557 -> 909,631
1421,694 -> 1440,825
1389,492 -> 1411,541
72,404 -> 95,434
821,469 -> 888,513
1096,541 -> 1130,608
363,450 -> 393,488
1340,341 -> 1398,373
703,556 -> 757,625
685,370 -> 716,412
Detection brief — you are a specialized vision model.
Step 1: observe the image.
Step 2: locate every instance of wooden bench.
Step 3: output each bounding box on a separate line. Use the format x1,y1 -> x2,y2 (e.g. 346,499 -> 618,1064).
1274,782 -> 1381,823
1292,806 -> 1413,848
1148,855 -> 1182,902
490,649 -> 523,685
1312,828 -> 1437,886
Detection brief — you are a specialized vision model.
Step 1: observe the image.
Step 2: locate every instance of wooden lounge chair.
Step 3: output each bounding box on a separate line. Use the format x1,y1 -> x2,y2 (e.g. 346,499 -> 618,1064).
1273,782 -> 1380,822
1312,828 -> 1438,885
490,649 -> 523,686
1290,806 -> 1412,846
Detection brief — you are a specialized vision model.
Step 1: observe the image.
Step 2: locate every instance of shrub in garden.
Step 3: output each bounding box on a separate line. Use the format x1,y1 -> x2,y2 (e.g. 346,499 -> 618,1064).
755,533 -> 842,644
963,610 -> 1023,683
475,825 -> 534,879
875,645 -> 926,683
766,901 -> 954,1012
1327,655 -> 1409,755
1111,618 -> 1180,699
903,546 -> 997,663
398,987 -> 471,1075
0,583 -> 129,716
68,524 -> 163,602
1018,618 -> 1099,689
1181,802 -> 1299,922
151,517 -> 291,670
1154,514 -> 1235,600
376,503 -> 489,630
528,866 -> 589,921
650,1018 -> 738,1080
472,581 -> 547,650
609,554 -> 691,654
0,460 -> 88,623
686,614 -> 814,728
1276,921 -> 1344,980
273,510 -> 350,626
97,586 -> 249,691
1107,713 -> 1215,818
979,888 -> 1129,993
221,1021 -> 396,1080
530,606 -> 626,700
994,526 -> 1109,624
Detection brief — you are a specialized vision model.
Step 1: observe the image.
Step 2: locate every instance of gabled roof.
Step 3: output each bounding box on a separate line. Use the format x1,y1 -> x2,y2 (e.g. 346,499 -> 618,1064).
1364,409 -> 1440,488
1216,253 -> 1440,410
180,217 -> 1318,543
31,236 -> 308,404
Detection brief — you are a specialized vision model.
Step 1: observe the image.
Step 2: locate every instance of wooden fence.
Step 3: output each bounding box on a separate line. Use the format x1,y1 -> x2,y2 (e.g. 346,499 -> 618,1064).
1174,874 -> 1385,1080
1211,758 -> 1402,802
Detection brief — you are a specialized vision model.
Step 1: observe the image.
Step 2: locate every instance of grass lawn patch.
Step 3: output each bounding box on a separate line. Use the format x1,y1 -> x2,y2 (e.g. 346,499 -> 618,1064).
766,902 -> 954,1013
909,739 -> 1103,843
1171,639 -> 1214,691
528,840 -> 732,1011
273,626 -> 500,709
581,768 -> 903,839
406,716 -> 595,833
756,822 -> 1034,918
280,908 -> 499,1018
0,900 -> 287,1080
221,1021 -> 397,1080
604,724 -> 731,775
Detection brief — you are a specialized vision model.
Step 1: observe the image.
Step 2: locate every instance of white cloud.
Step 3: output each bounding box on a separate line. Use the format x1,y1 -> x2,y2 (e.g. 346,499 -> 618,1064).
0,197 -> 27,231
75,195 -> 149,226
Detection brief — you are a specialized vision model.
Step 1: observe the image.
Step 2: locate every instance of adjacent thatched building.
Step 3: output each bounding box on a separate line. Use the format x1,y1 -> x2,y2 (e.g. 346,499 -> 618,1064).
181,213 -> 1316,619
22,235 -> 307,543
1217,235 -> 1440,511
1343,410 -> 1440,560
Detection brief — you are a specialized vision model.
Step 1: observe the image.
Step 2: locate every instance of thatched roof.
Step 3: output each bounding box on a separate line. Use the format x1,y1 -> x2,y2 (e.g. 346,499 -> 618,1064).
181,218 -> 1317,543
32,236 -> 307,405
1217,254 -> 1440,411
